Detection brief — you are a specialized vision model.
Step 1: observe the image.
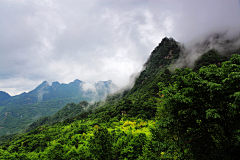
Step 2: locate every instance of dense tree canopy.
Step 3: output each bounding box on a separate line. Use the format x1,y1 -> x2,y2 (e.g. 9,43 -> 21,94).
157,54 -> 240,159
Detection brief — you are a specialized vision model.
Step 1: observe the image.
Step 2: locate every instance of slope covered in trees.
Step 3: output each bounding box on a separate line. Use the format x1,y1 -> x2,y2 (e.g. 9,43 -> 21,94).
0,37 -> 240,159
193,49 -> 228,71
25,101 -> 89,132
0,80 -> 117,137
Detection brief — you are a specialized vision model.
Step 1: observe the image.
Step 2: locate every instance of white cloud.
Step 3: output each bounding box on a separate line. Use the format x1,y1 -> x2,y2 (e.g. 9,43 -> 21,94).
81,82 -> 96,93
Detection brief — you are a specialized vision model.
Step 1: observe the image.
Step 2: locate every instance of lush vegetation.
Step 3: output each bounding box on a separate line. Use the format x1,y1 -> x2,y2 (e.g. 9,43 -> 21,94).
0,118 -> 158,159
156,54 -> 240,159
25,101 -> 88,132
0,80 -> 116,137
0,37 -> 239,159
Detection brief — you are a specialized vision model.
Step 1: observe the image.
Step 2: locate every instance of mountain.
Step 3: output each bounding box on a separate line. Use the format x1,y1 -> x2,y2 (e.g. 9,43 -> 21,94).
0,36 -> 239,159
0,79 -> 117,136
9,37 -> 182,135
193,49 -> 228,71
22,37 -> 181,132
23,81 -> 118,132
25,101 -> 89,132
0,91 -> 11,101
24,79 -> 84,102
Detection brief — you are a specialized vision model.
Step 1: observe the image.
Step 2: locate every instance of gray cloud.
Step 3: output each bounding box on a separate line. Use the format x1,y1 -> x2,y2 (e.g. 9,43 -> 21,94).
0,0 -> 240,95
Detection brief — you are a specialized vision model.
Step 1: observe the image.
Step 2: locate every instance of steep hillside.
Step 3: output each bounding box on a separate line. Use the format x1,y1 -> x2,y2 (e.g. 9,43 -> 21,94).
31,38 -> 179,128
127,37 -> 180,97
25,101 -> 89,132
24,37 -> 181,131
193,49 -> 228,71
0,37 -> 239,159
0,80 -> 117,137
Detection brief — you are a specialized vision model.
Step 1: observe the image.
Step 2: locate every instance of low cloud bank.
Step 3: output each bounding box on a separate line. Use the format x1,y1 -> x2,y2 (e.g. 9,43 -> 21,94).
171,28 -> 240,69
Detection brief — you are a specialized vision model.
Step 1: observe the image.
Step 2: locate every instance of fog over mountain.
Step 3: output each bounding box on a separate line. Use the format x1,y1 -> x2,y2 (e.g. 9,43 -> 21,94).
171,29 -> 240,70
0,0 -> 240,96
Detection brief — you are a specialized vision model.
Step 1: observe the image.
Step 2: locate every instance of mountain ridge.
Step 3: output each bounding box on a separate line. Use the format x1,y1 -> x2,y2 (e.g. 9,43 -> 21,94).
4,37 -> 180,136
0,79 -> 117,136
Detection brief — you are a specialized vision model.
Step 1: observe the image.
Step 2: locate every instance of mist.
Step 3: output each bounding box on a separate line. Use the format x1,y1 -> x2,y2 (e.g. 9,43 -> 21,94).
171,28 -> 240,70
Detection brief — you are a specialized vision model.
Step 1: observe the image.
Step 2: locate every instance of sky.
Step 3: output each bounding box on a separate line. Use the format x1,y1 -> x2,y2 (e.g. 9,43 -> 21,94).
0,0 -> 240,96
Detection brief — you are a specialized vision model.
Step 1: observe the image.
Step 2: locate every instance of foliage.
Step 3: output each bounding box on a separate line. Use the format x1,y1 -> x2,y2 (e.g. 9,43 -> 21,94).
25,102 -> 86,132
0,118 -> 154,159
156,54 -> 240,159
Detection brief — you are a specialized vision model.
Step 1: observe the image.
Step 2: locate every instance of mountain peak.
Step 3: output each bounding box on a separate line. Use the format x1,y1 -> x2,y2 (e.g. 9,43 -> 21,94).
0,91 -> 11,101
40,81 -> 49,86
73,79 -> 82,83
143,37 -> 180,73
30,81 -> 50,94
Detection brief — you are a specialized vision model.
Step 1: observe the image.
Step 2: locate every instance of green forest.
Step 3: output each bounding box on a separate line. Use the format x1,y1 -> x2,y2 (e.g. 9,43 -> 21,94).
0,79 -> 116,137
0,37 -> 240,159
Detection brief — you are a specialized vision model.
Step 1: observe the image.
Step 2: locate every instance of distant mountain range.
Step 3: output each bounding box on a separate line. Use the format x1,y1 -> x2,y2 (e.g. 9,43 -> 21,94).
0,79 -> 117,136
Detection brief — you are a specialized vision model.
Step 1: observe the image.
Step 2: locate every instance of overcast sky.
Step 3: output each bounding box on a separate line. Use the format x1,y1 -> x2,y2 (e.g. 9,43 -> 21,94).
0,0 -> 240,96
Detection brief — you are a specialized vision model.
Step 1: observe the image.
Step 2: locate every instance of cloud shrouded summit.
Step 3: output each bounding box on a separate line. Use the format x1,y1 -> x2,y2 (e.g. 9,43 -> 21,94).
0,0 -> 240,95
